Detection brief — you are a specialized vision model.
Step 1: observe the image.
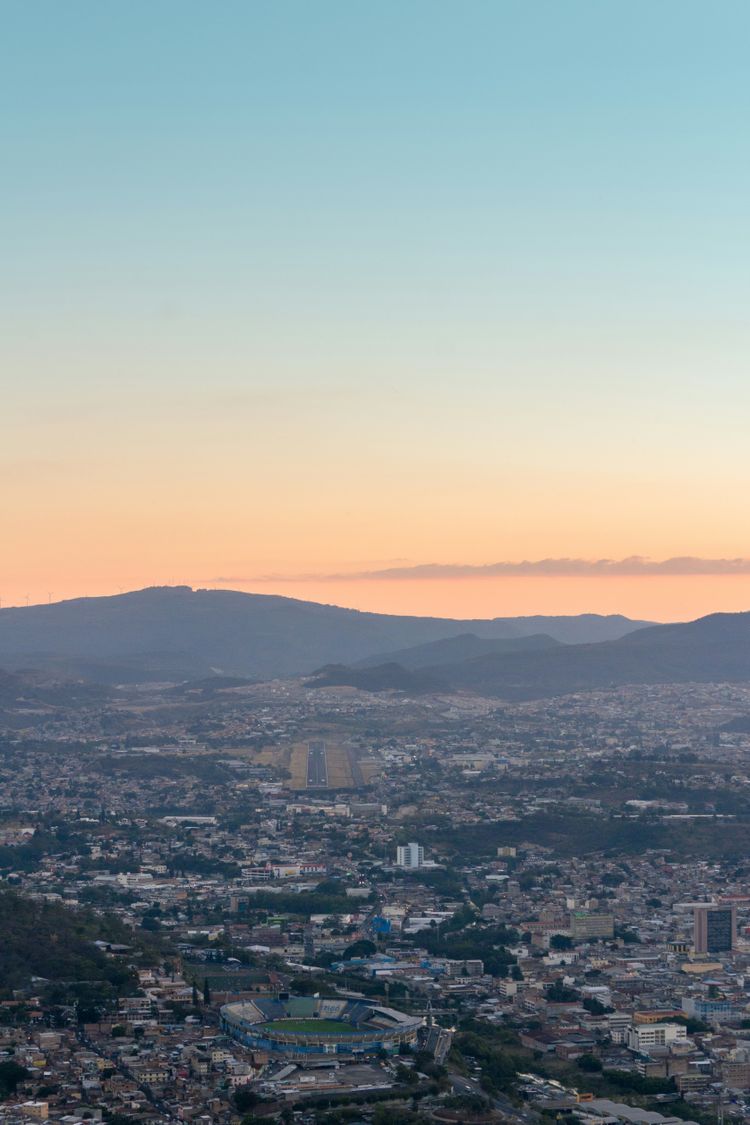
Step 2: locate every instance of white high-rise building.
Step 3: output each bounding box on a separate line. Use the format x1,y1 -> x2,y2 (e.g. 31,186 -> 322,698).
396,842 -> 424,869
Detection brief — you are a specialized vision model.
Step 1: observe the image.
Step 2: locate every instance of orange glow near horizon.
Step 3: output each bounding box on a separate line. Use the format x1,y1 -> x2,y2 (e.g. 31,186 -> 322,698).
246,575 -> 750,622
3,574 -> 750,624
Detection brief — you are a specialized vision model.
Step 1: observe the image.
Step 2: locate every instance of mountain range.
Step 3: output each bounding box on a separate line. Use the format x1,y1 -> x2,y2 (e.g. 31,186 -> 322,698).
313,611 -> 750,699
1,586 -> 748,702
0,586 -> 650,683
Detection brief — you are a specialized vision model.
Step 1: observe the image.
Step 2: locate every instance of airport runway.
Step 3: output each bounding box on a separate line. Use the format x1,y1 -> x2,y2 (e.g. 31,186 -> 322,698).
306,740 -> 328,787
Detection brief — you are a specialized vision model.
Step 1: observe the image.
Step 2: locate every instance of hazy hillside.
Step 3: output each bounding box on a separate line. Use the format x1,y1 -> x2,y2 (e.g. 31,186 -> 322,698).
0,667 -> 111,709
0,586 -> 651,683
0,669 -> 31,707
307,662 -> 445,694
355,631 -> 560,671
433,611 -> 750,699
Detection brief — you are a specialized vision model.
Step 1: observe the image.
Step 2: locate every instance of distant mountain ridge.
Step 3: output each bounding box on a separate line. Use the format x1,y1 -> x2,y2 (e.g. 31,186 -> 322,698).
307,662 -> 445,694
354,631 -> 560,671
0,589 -> 746,701
338,610 -> 750,700
0,586 -> 652,683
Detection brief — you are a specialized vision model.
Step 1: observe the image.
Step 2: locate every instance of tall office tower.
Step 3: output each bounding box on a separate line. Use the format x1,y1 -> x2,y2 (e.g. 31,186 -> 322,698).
694,904 -> 736,954
396,841 -> 424,869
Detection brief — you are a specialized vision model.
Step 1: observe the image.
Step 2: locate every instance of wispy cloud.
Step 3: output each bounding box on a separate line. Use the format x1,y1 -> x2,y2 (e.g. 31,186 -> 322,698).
208,557 -> 750,584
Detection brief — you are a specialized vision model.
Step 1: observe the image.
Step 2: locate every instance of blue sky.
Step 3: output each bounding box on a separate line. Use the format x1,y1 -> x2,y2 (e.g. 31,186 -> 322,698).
3,1 -> 750,617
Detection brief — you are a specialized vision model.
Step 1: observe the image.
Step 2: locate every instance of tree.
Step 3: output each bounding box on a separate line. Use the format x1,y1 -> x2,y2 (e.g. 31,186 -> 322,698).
395,1063 -> 419,1085
233,1087 -> 262,1112
315,878 -> 346,896
578,1054 -> 603,1072
372,1107 -> 426,1125
0,1060 -> 28,1097
343,939 -> 377,960
550,933 -> 573,950
202,978 -> 211,1005
583,996 -> 610,1015
547,979 -> 580,1003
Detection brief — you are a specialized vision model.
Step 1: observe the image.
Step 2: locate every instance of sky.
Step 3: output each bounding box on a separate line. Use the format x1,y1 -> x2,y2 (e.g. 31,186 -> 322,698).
2,0 -> 750,621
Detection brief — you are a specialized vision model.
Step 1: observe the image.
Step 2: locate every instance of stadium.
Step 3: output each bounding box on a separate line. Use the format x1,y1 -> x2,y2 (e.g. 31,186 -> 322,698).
220,995 -> 423,1058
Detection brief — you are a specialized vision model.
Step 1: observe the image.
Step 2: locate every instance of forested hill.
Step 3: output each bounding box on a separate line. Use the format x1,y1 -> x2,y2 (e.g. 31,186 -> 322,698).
0,889 -> 160,1000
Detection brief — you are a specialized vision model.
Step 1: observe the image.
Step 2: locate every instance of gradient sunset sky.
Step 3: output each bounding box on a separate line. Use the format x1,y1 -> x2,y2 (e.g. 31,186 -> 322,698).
3,1 -> 750,620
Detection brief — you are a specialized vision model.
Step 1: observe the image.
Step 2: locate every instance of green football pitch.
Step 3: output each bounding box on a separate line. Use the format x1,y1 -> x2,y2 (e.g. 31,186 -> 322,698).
260,1018 -> 360,1034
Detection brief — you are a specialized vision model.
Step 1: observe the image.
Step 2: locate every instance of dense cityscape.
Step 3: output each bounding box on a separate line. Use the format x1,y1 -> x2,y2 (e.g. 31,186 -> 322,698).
3,672 -> 750,1125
